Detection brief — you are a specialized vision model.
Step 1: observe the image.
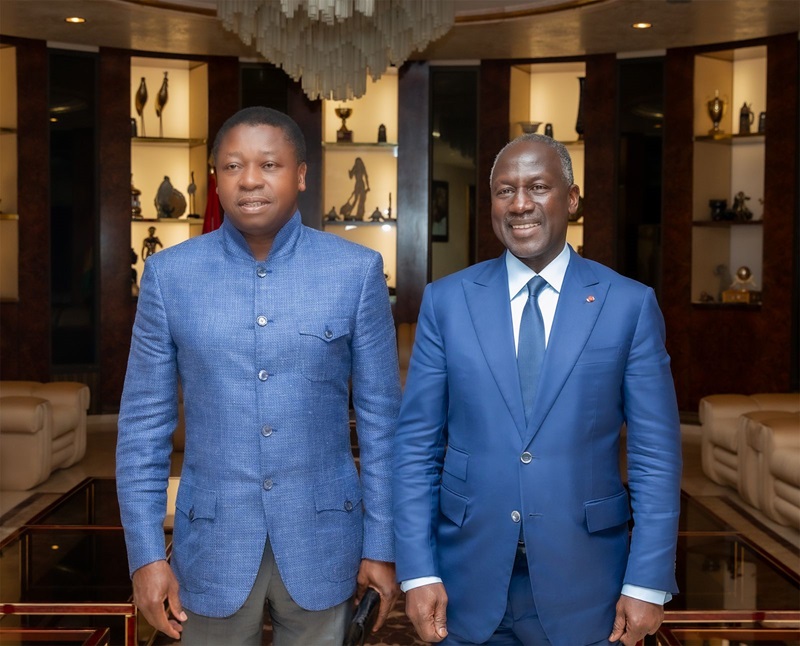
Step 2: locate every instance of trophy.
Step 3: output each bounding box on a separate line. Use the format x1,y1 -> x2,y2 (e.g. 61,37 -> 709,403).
335,106 -> 353,142
707,90 -> 726,136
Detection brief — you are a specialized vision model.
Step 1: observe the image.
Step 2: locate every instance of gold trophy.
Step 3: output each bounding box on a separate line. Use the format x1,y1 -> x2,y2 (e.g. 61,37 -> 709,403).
707,89 -> 726,136
335,106 -> 353,142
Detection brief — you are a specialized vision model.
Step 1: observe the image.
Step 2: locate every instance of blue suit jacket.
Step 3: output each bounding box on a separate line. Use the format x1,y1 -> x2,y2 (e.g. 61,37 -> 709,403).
393,249 -> 681,645
117,214 -> 400,617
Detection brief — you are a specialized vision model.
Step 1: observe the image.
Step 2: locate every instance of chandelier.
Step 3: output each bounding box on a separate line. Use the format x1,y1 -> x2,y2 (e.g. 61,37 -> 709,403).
216,0 -> 455,100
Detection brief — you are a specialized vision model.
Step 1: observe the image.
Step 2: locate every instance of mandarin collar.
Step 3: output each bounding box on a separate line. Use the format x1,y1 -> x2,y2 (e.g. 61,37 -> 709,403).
220,211 -> 303,262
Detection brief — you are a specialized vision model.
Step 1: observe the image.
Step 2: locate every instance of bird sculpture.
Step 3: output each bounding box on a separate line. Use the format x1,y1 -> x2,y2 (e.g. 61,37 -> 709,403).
155,71 -> 169,138
135,77 -> 148,137
186,171 -> 197,217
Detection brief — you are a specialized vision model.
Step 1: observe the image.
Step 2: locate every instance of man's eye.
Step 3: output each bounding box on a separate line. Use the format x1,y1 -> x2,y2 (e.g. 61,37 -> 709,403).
264,162 -> 277,169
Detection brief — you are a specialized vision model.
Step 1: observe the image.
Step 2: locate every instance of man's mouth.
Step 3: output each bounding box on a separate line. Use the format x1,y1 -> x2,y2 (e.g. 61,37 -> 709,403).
509,220 -> 541,231
238,197 -> 270,209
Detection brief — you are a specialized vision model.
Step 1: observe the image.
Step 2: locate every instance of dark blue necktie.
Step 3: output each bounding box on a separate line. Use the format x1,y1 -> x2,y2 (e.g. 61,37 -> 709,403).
518,276 -> 548,423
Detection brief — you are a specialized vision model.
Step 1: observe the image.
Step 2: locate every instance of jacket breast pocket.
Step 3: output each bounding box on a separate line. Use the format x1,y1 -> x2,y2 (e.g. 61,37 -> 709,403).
299,318 -> 352,382
172,482 -> 217,592
575,345 -> 621,366
584,489 -> 631,533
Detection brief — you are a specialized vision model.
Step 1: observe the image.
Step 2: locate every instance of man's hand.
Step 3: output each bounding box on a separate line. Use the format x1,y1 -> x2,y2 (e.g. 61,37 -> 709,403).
405,582 -> 448,643
132,560 -> 187,640
608,595 -> 664,645
356,559 -> 400,632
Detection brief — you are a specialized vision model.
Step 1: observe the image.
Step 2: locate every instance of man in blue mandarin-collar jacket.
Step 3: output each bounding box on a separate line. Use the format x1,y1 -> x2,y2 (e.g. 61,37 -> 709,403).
394,135 -> 682,646
117,107 -> 400,645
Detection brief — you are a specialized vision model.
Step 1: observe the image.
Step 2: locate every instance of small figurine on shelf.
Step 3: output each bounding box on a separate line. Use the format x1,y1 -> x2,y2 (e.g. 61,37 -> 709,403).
155,71 -> 169,138
142,227 -> 163,260
339,157 -> 369,220
723,266 -> 761,304
131,174 -> 142,218
739,102 -> 754,134
377,124 -> 387,143
758,111 -> 766,133
135,77 -> 148,137
186,171 -> 199,218
698,291 -> 715,303
369,206 -> 384,222
154,176 -> 187,219
385,193 -> 393,220
731,191 -> 752,221
544,123 -> 554,138
324,207 -> 340,222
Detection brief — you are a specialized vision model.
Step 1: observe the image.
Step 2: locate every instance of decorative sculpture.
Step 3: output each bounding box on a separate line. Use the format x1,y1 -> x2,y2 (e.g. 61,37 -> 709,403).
187,171 -> 198,217
335,106 -> 353,142
707,89 -> 726,135
339,157 -> 370,220
135,77 -> 148,137
154,176 -> 187,219
156,71 -> 169,138
142,226 -> 163,260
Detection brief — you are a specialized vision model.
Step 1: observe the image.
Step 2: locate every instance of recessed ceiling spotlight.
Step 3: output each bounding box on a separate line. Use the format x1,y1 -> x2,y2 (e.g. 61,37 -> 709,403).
632,22 -> 652,29
65,16 -> 86,24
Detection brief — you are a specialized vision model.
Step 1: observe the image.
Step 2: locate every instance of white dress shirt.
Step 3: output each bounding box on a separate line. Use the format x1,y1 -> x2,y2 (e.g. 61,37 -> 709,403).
402,245 -> 669,605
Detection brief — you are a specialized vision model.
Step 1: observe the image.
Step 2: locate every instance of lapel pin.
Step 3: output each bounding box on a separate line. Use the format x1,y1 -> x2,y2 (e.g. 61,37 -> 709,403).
586,295 -> 595,303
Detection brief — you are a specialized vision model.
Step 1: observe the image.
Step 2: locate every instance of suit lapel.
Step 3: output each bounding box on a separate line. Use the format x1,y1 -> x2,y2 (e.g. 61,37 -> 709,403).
523,250 -> 608,446
463,256 -> 527,436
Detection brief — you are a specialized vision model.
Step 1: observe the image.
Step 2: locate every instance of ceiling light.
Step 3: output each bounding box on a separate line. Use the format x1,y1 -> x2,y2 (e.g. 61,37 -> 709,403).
65,16 -> 86,24
216,0 -> 455,101
632,22 -> 652,29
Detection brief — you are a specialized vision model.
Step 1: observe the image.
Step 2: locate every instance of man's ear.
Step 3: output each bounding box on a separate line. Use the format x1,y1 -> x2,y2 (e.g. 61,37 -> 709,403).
297,162 -> 307,192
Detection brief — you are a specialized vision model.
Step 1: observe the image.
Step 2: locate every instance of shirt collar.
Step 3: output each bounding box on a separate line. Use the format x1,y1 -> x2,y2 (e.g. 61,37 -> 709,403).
506,243 -> 571,301
221,211 -> 303,261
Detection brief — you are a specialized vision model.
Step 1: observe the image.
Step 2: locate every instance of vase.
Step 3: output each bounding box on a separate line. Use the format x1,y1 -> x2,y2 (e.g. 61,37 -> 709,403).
575,77 -> 585,140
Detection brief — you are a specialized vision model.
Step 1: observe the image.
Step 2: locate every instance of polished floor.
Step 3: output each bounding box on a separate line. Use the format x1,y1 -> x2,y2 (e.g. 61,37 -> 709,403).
1,418 -> 798,645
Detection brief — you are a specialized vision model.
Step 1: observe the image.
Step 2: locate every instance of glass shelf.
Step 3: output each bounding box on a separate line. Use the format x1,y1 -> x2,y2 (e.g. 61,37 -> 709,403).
694,133 -> 765,144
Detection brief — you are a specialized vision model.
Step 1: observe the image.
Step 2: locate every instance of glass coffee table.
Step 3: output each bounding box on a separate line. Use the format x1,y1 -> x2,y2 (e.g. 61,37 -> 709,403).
0,478 -> 168,646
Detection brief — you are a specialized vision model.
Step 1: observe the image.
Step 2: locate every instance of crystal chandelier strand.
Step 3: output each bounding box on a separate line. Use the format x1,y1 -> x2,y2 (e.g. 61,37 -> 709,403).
217,0 -> 454,100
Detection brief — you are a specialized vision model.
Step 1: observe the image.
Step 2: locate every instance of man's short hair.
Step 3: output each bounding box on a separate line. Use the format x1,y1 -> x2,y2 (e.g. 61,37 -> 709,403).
212,106 -> 307,167
490,134 -> 574,187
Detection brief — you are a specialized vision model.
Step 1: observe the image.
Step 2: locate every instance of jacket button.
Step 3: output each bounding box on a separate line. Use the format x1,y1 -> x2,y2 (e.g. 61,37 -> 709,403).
263,479 -> 273,491
258,370 -> 269,381
344,500 -> 353,512
511,510 -> 521,523
256,267 -> 267,278
261,425 -> 273,437
256,315 -> 268,327
521,452 -> 533,464
325,329 -> 333,339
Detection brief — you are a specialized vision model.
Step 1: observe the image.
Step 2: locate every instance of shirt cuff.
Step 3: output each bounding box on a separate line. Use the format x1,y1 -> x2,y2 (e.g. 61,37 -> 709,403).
400,576 -> 443,593
621,584 -> 671,605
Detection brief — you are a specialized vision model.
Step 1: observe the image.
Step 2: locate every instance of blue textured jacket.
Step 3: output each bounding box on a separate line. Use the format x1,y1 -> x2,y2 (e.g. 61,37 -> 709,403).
117,213 -> 400,617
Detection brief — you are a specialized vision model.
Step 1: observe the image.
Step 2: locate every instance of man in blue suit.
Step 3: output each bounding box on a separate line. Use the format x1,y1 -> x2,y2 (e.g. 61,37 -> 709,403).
117,107 -> 401,645
394,134 -> 682,645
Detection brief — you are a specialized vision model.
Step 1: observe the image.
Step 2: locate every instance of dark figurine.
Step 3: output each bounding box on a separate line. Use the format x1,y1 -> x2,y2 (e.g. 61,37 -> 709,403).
732,191 -> 752,221
135,77 -> 148,137
156,71 -> 169,137
369,206 -> 384,222
339,157 -> 370,220
142,227 -> 163,260
325,207 -> 340,222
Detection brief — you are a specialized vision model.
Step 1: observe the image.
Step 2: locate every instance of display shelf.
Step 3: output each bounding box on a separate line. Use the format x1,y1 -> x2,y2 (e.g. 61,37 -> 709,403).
130,56 -> 208,290
691,302 -> 761,310
692,220 -> 762,227
691,45 -> 766,304
132,136 -> 207,147
0,127 -> 16,134
322,73 -> 399,288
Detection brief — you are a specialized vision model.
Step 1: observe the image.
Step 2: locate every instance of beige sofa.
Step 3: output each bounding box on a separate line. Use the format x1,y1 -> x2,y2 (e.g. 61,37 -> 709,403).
699,393 -> 799,527
0,381 -> 91,490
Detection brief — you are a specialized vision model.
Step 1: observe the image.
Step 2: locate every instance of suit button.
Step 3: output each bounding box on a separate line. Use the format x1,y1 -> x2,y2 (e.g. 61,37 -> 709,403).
511,510 -> 521,523
258,370 -> 269,381
188,508 -> 195,521
256,315 -> 268,327
521,452 -> 532,464
263,479 -> 273,491
257,267 -> 267,278
261,425 -> 273,437
344,500 -> 354,512
325,329 -> 333,339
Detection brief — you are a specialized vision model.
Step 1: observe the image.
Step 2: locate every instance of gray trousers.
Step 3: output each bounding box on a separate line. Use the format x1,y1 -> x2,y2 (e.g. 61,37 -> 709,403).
180,539 -> 352,646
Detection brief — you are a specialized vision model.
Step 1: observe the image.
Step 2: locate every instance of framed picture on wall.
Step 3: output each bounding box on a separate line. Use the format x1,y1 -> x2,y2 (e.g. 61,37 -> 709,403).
432,179 -> 449,242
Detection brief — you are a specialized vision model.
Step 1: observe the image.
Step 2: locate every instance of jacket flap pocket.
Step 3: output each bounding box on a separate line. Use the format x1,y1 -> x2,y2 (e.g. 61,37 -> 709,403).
584,490 -> 630,533
315,474 -> 363,512
440,485 -> 467,527
300,318 -> 351,343
175,482 -> 217,521
443,446 -> 469,481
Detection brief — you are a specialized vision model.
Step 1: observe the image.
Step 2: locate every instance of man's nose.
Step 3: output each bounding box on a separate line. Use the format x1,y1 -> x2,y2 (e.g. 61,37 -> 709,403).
239,164 -> 263,188
510,189 -> 533,212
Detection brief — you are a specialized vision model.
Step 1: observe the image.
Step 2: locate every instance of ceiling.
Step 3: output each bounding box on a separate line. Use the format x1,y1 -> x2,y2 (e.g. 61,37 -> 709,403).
0,0 -> 797,62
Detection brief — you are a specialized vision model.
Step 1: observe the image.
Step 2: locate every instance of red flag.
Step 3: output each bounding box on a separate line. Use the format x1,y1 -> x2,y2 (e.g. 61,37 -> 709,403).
202,171 -> 222,233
